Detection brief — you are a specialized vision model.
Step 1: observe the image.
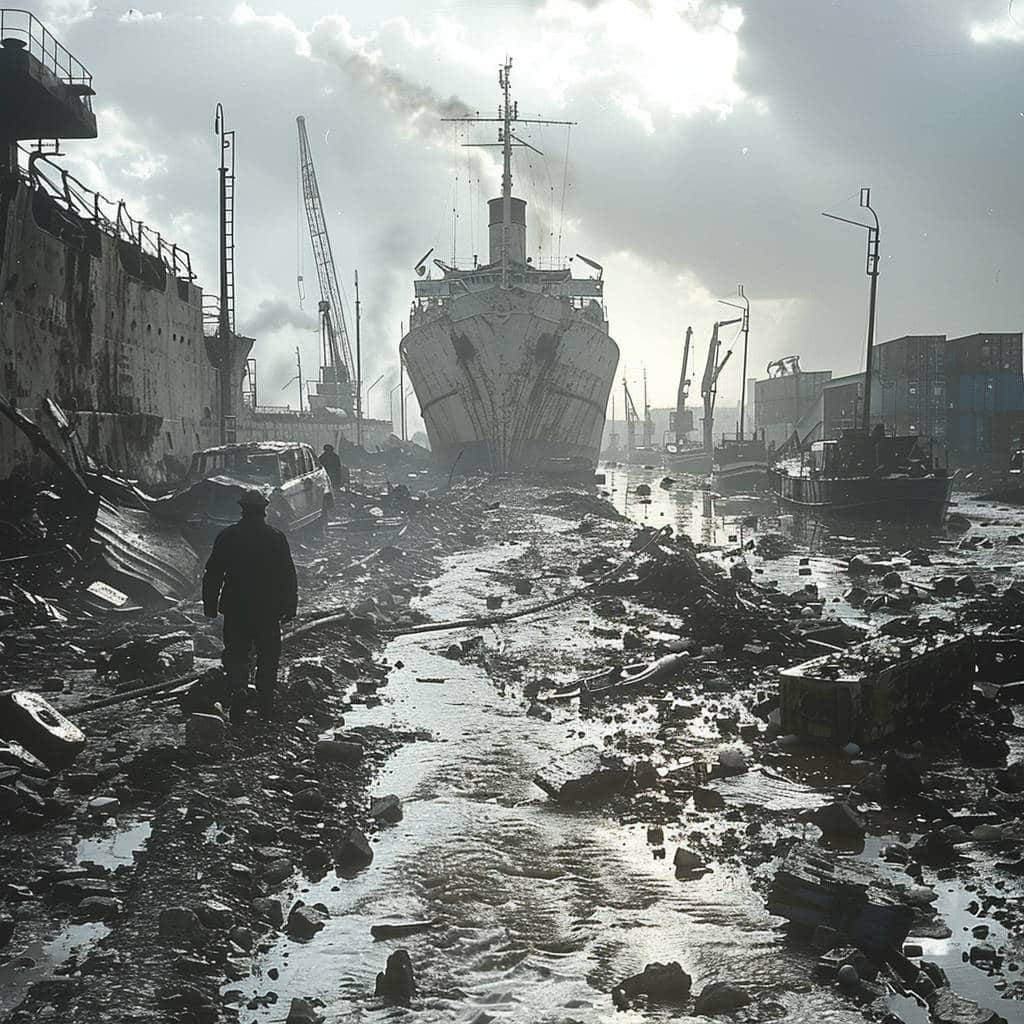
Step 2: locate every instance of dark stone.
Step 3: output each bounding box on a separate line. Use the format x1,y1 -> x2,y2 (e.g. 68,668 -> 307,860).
375,949 -> 417,1007
694,981 -> 751,1015
251,897 -> 284,928
693,786 -> 726,811
612,961 -> 692,1007
194,900 -> 234,930
334,828 -> 374,876
369,795 -> 403,823
293,788 -> 326,812
813,801 -> 866,840
0,913 -> 13,949
286,902 -> 327,940
75,896 -> 122,921
314,740 -> 363,766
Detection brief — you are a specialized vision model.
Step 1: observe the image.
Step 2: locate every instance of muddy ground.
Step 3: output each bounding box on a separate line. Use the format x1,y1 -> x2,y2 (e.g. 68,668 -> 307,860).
1,467 -> 1023,1024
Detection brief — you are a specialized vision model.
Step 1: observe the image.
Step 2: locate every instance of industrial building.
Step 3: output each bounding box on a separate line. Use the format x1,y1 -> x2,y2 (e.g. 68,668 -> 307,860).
753,332 -> 1024,467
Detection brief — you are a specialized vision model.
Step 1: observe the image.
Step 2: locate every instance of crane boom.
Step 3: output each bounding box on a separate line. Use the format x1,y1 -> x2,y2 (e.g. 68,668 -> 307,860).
674,326 -> 693,442
701,319 -> 740,453
297,115 -> 354,383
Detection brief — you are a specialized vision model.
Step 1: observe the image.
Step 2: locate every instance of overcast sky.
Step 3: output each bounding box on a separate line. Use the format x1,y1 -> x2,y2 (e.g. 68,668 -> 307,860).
44,0 -> 1024,432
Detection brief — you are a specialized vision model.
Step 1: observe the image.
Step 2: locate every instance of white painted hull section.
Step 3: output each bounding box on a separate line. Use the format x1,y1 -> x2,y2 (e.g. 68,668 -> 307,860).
401,286 -> 619,475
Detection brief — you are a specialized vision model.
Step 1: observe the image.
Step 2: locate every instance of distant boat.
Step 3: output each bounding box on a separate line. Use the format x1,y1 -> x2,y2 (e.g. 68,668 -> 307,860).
770,429 -> 952,524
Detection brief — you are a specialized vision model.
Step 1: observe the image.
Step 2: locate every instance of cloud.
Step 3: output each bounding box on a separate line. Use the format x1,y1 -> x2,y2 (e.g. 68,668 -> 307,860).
119,9 -> 164,23
41,0 -> 95,27
243,299 -> 318,336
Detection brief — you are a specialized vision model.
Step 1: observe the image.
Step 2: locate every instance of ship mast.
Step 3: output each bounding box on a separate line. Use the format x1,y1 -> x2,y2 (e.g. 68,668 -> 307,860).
443,59 -> 574,290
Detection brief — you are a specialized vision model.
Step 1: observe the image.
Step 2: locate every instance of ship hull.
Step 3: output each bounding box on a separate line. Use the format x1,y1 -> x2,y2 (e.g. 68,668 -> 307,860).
663,448 -> 712,476
401,286 -> 618,476
770,469 -> 952,525
714,462 -> 769,493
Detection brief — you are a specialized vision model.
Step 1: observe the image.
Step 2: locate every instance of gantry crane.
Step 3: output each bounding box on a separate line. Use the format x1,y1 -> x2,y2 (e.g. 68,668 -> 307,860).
297,115 -> 354,414
622,377 -> 641,454
701,318 -> 741,453
672,326 -> 694,442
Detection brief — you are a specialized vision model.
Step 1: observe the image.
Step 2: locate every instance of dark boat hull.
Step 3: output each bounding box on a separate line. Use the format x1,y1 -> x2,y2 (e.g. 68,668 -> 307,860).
770,469 -> 952,524
714,463 -> 769,493
663,448 -> 712,476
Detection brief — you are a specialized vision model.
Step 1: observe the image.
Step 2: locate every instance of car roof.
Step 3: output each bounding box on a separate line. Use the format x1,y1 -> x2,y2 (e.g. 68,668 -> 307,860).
194,442 -> 310,456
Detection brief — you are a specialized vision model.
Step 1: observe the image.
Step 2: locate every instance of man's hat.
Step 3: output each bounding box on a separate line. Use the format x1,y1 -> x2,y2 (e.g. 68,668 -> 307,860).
238,488 -> 270,509
323,443 -> 334,451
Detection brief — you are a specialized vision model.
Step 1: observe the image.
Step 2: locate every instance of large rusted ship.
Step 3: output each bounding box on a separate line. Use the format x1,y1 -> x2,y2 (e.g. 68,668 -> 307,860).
400,62 -> 619,476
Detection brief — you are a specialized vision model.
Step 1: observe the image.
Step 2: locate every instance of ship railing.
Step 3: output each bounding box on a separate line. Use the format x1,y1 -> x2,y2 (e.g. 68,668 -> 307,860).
0,9 -> 93,109
20,147 -> 195,281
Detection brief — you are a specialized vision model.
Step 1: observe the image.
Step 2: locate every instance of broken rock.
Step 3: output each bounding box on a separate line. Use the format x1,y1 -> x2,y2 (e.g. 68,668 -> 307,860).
185,713 -> 226,753
287,902 -> 327,940
533,745 -> 628,803
369,794 -> 403,823
612,961 -> 692,1007
694,981 -> 751,1015
375,948 -> 417,1007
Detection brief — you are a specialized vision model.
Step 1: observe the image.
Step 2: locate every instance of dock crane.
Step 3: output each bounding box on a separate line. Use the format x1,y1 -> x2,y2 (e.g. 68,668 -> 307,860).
672,326 -> 694,443
622,377 -> 642,455
701,318 -> 741,453
297,115 -> 354,415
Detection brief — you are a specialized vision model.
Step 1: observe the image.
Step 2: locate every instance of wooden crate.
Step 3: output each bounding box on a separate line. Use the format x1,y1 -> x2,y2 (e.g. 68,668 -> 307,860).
779,635 -> 975,745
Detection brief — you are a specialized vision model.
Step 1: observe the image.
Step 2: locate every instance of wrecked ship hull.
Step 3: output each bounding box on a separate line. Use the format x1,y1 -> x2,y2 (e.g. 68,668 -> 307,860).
400,286 -> 619,476
0,174 -> 227,485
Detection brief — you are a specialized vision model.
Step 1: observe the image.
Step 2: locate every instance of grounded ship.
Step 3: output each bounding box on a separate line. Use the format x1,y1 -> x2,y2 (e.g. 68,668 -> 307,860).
0,13 -> 386,489
400,62 -> 619,476
770,429 -> 952,524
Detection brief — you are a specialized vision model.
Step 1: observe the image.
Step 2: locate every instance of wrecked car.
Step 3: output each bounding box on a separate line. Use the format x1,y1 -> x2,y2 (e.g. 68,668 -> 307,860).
149,442 -> 333,540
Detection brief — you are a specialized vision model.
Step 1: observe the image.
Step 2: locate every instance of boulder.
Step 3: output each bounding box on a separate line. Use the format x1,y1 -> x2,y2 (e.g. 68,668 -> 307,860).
158,907 -> 207,945
533,746 -> 628,802
375,948 -> 417,1007
287,902 -> 327,940
335,828 -> 374,876
75,896 -> 122,921
194,900 -> 234,930
293,788 -> 326,812
837,963 -> 860,992
261,858 -> 294,884
251,897 -> 284,928
369,795 -> 403,824
285,997 -> 324,1024
185,713 -> 226,753
673,847 -> 708,876
694,981 -> 751,1015
314,740 -> 363,766
612,961 -> 692,1007
813,801 -> 866,841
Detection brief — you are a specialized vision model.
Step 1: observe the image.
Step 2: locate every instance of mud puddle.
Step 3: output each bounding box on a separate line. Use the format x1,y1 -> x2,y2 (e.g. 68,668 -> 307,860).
0,817 -> 151,1015
230,539 -> 864,1023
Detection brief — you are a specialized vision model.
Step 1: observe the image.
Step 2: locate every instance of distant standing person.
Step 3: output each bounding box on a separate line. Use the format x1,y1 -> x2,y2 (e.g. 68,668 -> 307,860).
318,443 -> 342,488
202,489 -> 297,722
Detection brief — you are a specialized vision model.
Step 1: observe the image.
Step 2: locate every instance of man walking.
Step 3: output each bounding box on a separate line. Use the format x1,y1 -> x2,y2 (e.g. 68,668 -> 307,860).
203,489 -> 297,722
318,443 -> 342,489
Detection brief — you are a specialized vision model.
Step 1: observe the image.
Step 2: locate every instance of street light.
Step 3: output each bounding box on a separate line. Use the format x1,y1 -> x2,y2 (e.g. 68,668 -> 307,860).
389,383 -> 401,434
719,285 -> 749,439
364,373 -> 384,419
823,188 -> 880,433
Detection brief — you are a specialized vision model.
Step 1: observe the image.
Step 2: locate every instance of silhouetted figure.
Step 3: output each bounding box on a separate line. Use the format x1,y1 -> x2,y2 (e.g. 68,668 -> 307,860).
318,443 -> 342,488
203,489 -> 297,722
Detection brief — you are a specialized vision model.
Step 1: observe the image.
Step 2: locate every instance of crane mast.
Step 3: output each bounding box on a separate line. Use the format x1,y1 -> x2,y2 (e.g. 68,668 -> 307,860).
701,318 -> 740,453
297,115 -> 354,414
622,377 -> 641,455
673,326 -> 694,443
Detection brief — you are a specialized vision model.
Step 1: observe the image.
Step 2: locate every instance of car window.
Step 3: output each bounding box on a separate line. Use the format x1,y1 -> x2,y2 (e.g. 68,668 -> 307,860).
234,452 -> 281,484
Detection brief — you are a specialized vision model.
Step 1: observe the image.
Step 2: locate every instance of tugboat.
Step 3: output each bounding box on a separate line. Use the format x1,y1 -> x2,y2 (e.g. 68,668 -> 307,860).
770,188 -> 952,523
711,286 -> 768,493
662,326 -> 712,475
770,427 -> 951,524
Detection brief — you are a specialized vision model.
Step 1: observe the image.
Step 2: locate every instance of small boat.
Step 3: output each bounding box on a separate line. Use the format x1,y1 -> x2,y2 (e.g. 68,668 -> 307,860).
769,429 -> 952,524
713,434 -> 769,493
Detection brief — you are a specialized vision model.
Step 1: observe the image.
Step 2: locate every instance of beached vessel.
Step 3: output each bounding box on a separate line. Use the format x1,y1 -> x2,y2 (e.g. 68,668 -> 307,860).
399,61 -> 619,476
770,430 -> 952,523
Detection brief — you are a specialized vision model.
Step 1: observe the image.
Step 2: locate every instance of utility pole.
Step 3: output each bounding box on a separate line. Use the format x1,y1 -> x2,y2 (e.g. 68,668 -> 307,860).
399,322 -> 406,441
823,188 -> 880,433
720,285 -> 749,439
214,103 -> 236,443
354,269 -> 362,449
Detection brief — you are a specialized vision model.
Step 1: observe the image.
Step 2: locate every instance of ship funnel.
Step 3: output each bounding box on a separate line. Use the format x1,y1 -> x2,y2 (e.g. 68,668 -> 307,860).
488,197 -> 527,265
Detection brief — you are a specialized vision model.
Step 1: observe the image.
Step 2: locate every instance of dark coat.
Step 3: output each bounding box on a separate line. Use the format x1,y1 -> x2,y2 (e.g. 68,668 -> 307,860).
202,516 -> 297,620
318,449 -> 342,486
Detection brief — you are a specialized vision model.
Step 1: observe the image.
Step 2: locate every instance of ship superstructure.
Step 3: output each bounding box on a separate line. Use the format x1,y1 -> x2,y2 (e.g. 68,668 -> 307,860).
400,61 -> 619,476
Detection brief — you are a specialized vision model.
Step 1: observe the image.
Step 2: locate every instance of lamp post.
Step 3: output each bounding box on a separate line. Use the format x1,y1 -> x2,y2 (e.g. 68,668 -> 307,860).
364,373 -> 384,419
719,285 -> 749,439
389,383 -> 401,435
823,188 -> 880,433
